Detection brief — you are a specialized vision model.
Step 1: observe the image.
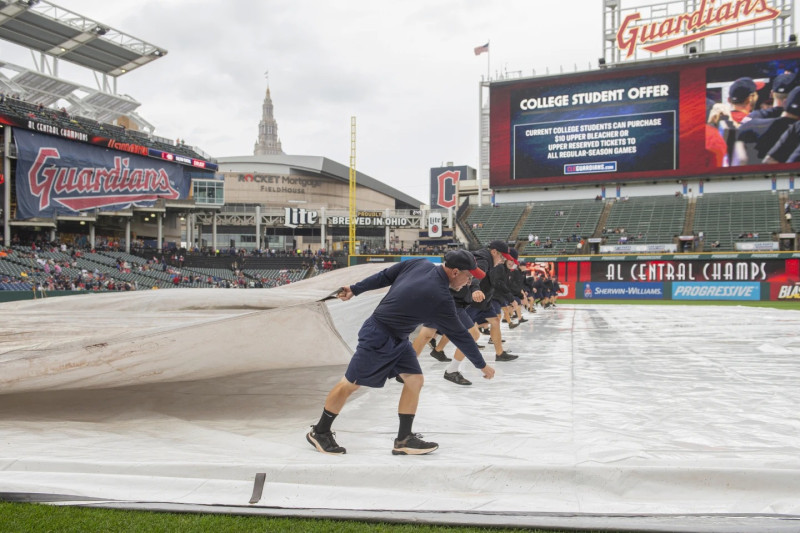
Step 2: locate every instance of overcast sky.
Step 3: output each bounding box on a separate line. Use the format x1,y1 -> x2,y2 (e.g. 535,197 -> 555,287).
3,0 -> 793,203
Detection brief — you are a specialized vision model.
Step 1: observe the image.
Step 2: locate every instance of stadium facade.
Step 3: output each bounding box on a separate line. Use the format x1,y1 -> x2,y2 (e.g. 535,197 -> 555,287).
0,0 -> 441,254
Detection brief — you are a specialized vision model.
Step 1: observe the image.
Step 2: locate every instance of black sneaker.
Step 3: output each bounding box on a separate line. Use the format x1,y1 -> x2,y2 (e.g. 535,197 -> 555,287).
443,370 -> 472,386
428,338 -> 437,351
429,349 -> 450,362
495,351 -> 518,361
478,327 -> 490,336
395,375 -> 405,384
392,433 -> 438,455
476,343 -> 486,349
307,428 -> 346,455
519,317 -> 528,323
508,321 -> 518,329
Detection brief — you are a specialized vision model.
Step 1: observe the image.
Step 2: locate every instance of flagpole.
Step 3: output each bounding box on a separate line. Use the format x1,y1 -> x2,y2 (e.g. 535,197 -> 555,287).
486,39 -> 490,80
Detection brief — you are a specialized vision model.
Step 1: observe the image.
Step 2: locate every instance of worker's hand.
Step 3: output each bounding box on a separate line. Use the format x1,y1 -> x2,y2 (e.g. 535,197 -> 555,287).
338,286 -> 354,301
481,365 -> 495,380
472,290 -> 485,303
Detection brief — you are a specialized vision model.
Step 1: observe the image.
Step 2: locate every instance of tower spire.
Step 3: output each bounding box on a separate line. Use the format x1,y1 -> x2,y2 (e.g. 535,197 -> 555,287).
254,74 -> 284,155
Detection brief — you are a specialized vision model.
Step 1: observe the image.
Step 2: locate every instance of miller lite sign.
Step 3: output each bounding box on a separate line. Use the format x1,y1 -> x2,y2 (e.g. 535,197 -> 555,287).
428,212 -> 443,238
616,0 -> 783,58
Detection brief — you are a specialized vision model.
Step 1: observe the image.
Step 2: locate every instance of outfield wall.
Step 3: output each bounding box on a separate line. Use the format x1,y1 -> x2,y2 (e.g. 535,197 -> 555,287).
349,252 -> 800,302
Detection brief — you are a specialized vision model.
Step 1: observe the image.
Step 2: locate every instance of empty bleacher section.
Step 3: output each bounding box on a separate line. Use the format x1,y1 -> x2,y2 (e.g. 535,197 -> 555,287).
465,205 -> 526,246
602,195 -> 688,246
692,191 -> 782,251
517,199 -> 605,255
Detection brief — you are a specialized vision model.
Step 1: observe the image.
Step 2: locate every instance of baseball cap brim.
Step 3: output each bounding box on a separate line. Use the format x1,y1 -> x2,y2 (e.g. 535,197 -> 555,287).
501,252 -> 515,262
469,267 -> 486,279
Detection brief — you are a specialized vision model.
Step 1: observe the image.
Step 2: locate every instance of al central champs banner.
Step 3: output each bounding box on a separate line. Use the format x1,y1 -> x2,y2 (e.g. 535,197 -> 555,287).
14,129 -> 190,219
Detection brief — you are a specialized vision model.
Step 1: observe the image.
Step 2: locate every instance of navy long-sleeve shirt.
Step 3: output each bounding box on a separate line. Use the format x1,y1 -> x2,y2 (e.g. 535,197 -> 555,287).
349,259 -> 487,369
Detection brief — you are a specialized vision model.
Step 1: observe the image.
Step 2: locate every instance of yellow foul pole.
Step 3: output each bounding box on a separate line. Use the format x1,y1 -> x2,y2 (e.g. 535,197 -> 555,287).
348,117 -> 356,257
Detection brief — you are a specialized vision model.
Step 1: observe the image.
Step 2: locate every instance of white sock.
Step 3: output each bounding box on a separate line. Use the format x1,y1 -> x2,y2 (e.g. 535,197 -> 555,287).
446,359 -> 460,373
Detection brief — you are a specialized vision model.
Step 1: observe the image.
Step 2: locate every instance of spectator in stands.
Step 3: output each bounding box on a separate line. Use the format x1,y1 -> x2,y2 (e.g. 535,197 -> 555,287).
305,251 -> 493,455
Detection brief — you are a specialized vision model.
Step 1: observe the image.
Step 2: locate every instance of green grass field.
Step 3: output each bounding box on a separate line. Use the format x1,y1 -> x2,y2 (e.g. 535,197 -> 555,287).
0,502 -> 598,533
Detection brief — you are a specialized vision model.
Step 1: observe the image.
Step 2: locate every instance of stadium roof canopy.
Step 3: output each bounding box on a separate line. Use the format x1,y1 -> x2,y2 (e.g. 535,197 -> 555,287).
0,0 -> 167,77
0,59 -> 142,123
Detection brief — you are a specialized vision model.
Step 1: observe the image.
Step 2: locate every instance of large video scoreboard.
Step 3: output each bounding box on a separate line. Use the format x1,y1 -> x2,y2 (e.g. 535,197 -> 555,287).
490,47 -> 800,188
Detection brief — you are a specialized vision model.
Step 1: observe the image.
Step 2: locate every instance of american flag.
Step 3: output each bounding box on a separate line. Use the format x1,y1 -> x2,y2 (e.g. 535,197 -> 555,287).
474,42 -> 489,56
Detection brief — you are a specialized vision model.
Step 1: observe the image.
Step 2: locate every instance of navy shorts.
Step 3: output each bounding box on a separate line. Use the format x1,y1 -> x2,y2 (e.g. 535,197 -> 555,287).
345,316 -> 421,388
467,300 -> 501,324
423,306 -> 474,331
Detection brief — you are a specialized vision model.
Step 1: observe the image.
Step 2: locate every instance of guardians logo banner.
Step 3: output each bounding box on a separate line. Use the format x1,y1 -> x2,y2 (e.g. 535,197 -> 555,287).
14,130 -> 189,218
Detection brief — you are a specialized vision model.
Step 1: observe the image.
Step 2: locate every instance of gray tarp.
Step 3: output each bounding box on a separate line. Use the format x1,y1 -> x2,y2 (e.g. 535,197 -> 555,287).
1,265 -> 799,531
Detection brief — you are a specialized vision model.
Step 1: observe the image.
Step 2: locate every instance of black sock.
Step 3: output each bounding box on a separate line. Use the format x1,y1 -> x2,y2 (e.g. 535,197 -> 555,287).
314,408 -> 337,434
398,413 -> 415,440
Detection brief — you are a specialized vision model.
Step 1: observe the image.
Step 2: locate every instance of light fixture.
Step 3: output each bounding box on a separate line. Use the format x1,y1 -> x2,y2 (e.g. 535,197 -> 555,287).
688,45 -> 697,54
598,57 -> 606,68
790,34 -> 797,45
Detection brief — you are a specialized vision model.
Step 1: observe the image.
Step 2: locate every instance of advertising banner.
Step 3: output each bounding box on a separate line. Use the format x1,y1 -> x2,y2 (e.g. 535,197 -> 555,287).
0,111 -> 217,171
511,73 -> 679,180
771,282 -> 800,300
581,281 -> 664,299
555,282 -> 574,300
590,258 -> 792,283
490,48 -> 800,187
429,166 -> 472,209
14,129 -> 190,218
672,282 -> 761,300
428,212 -> 443,238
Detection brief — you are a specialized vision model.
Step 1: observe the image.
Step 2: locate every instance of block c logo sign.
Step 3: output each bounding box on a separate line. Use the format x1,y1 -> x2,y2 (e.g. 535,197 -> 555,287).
436,170 -> 459,209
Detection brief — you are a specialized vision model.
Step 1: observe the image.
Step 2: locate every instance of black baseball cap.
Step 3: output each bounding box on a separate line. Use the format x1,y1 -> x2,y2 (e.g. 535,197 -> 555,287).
785,86 -> 800,115
729,77 -> 764,103
773,72 -> 795,94
508,248 -> 519,264
444,250 -> 485,279
487,240 -> 514,261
